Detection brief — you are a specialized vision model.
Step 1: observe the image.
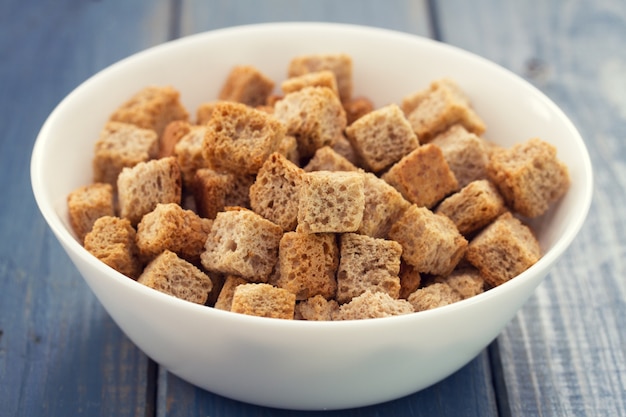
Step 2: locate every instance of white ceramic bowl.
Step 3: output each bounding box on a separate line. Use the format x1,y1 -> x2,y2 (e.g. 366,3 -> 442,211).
31,22 -> 592,410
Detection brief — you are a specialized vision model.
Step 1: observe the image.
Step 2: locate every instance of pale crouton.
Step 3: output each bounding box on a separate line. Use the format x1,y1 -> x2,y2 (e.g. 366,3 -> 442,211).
109,85 -> 189,138
487,138 -> 570,218
159,120 -> 192,158
407,282 -> 462,312
218,65 -> 275,108
436,267 -> 485,299
303,146 -> 359,172
435,179 -> 506,236
192,168 -> 253,219
336,233 -> 402,304
67,182 -> 115,243
389,205 -> 467,276
249,153 -> 305,231
404,79 -> 486,142
466,212 -> 542,287
203,102 -> 285,175
358,172 -> 411,239
117,157 -> 182,225
273,86 -> 347,159
333,290 -> 414,320
287,53 -> 353,102
201,208 -> 283,281
83,216 -> 142,279
345,103 -> 419,172
230,283 -> 296,319
93,121 -> 159,186
281,70 -> 339,97
137,250 -> 213,305
136,203 -> 213,263
296,171 -> 365,234
214,275 -> 248,311
295,295 -> 339,321
272,232 -> 339,300
382,143 -> 459,209
173,125 -> 209,188
431,124 -> 490,188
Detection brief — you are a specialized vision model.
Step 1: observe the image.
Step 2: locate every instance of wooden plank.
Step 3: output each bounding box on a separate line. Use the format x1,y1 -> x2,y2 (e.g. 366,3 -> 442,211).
157,351 -> 497,417
155,1 -> 499,416
177,0 -> 433,37
434,0 -> 626,415
0,0 -> 172,416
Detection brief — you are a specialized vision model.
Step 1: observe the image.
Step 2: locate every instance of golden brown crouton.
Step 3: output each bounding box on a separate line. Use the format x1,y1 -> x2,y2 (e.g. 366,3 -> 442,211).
83,216 -> 142,279
230,283 -> 296,319
137,250 -> 213,305
382,143 -> 459,209
93,121 -> 159,186
487,138 -> 570,218
218,65 -> 275,108
466,212 -> 542,287
389,205 -> 467,276
336,233 -> 402,304
109,85 -> 189,138
67,182 -> 115,243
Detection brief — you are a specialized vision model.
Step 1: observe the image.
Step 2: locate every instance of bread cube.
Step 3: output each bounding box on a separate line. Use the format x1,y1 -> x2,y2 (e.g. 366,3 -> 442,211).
196,101 -> 218,125
93,121 -> 159,186
287,53 -> 353,102
201,208 -> 283,281
331,134 -> 359,165
343,96 -> 374,125
295,295 -> 339,321
435,179 -> 506,236
230,283 -> 296,319
117,157 -> 182,225
192,168 -> 253,219
389,205 -> 467,276
273,86 -> 347,159
203,102 -> 285,174
296,171 -> 365,234
276,135 -> 300,165
466,212 -> 542,287
159,120 -> 192,158
404,79 -> 486,142
431,124 -> 490,188
173,125 -> 209,187
136,203 -> 213,263
281,70 -> 339,97
487,138 -> 570,218
218,65 -> 275,108
407,283 -> 462,312
272,232 -> 338,300
303,146 -> 359,173
137,250 -> 213,305
382,143 -> 459,209
249,153 -> 305,231
398,261 -> 422,300
359,172 -> 411,239
336,233 -> 402,304
436,267 -> 485,300
67,182 -> 115,243
109,85 -> 189,137
333,290 -> 414,320
214,275 -> 248,311
345,103 -> 419,172
83,216 -> 141,279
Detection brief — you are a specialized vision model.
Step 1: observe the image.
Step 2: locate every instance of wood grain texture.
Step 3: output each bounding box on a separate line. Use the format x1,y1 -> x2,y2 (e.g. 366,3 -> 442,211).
0,1 -> 172,416
156,351 -> 497,417
434,0 -> 626,415
178,0 -> 433,37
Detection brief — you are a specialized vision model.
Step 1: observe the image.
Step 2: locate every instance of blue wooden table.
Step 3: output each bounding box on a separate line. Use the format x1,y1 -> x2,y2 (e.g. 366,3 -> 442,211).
1,0 -> 625,415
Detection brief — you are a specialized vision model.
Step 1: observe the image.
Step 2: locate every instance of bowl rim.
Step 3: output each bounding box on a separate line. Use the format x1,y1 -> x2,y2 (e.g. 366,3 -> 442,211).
30,21 -> 594,329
